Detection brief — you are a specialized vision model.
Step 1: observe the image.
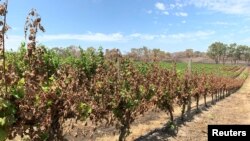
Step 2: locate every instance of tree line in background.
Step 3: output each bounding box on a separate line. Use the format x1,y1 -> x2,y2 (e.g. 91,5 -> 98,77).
207,42 -> 250,65
47,41 -> 250,66
52,46 -> 206,63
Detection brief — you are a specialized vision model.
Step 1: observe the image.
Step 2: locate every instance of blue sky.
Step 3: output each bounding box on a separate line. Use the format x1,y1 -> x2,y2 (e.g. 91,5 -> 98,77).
4,0 -> 250,53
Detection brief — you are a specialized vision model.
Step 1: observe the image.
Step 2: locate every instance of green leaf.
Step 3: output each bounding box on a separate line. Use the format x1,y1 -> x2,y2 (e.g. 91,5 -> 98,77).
78,102 -> 92,119
0,118 -> 6,127
47,100 -> 53,107
139,85 -> 146,94
11,88 -> 24,99
18,78 -> 25,85
2,101 -> 10,108
42,86 -> 49,92
49,76 -> 55,82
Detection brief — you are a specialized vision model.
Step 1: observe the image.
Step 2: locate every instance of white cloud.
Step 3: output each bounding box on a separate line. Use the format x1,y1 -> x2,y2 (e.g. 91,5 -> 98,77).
130,33 -> 141,38
39,33 -> 125,42
175,12 -> 188,17
129,31 -> 215,41
155,2 -> 166,11
166,31 -> 215,40
129,33 -> 156,40
39,31 -> 215,41
212,21 -> 229,25
189,0 -> 250,15
169,2 -> 186,10
5,33 -> 125,50
5,30 -> 215,50
6,35 -> 25,50
182,20 -> 186,24
163,11 -> 169,15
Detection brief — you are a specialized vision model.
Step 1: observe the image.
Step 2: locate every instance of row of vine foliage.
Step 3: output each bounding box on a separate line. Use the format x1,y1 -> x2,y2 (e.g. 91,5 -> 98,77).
0,2 -> 248,141
1,45 -> 246,141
